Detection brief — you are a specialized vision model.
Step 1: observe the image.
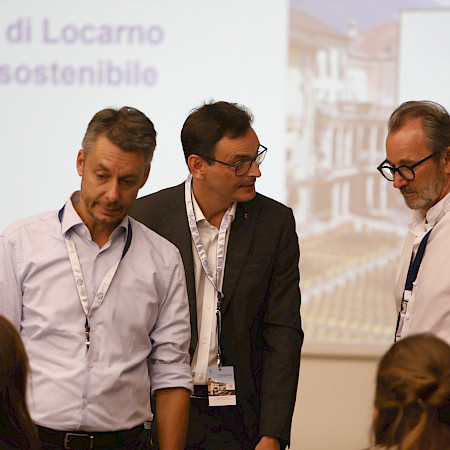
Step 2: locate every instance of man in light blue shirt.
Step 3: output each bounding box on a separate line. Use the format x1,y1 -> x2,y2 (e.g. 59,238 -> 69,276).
0,107 -> 193,449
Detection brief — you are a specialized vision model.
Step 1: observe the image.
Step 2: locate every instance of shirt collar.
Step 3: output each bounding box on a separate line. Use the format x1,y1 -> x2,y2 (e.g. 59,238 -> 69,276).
191,193 -> 236,227
60,191 -> 129,240
410,190 -> 450,231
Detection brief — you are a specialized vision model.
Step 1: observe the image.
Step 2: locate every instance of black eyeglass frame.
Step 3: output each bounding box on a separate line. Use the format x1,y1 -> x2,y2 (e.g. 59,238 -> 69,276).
207,144 -> 267,176
377,151 -> 441,182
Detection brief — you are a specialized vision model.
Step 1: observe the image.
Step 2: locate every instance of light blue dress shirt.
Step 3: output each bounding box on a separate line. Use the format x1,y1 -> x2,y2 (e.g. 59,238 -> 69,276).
0,193 -> 192,431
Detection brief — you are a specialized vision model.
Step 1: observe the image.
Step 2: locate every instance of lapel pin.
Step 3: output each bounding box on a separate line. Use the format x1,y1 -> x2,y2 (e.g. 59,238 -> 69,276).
244,213 -> 248,220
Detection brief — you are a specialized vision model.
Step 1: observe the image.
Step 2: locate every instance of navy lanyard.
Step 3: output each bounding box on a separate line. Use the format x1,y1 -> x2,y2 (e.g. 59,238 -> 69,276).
404,229 -> 432,291
395,228 -> 432,341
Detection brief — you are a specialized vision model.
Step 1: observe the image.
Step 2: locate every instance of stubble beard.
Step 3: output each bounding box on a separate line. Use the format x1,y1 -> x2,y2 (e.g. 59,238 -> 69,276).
87,199 -> 124,229
400,171 -> 446,211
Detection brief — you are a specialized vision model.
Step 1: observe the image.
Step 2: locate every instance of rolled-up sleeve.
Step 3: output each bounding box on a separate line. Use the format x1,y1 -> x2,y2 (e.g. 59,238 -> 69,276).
148,250 -> 193,395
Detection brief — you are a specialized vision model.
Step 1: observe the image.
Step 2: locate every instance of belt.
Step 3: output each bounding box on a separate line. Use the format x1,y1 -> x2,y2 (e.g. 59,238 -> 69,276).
37,424 -> 146,449
191,384 -> 208,400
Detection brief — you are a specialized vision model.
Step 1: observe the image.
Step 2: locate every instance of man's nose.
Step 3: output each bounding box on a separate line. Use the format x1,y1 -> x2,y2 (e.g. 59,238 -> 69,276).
248,161 -> 261,178
393,171 -> 408,189
105,180 -> 120,201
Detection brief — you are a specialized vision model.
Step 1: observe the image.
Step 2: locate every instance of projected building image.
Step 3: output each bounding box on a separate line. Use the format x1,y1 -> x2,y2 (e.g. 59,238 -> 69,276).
287,1 -> 448,346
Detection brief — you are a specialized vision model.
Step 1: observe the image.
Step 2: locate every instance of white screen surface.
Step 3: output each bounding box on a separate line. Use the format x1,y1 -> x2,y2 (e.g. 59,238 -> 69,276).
0,0 -> 288,232
398,8 -> 450,109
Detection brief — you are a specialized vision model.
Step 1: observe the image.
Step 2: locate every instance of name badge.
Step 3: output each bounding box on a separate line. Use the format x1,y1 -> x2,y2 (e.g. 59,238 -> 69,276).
207,366 -> 236,406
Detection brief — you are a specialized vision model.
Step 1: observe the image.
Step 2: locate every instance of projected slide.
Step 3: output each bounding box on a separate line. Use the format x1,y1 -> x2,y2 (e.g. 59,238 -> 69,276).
287,1 -> 450,348
2,0 -> 449,348
0,0 -> 288,231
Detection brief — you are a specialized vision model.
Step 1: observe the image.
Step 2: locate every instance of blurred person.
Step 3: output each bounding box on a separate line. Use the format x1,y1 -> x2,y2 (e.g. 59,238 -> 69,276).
377,100 -> 450,343
372,333 -> 450,449
0,107 -> 192,449
131,100 -> 303,449
0,315 -> 40,449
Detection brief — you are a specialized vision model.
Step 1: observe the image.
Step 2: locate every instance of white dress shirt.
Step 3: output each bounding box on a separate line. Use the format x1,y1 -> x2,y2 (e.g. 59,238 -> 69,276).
189,194 -> 235,385
0,193 -> 193,431
394,191 -> 450,344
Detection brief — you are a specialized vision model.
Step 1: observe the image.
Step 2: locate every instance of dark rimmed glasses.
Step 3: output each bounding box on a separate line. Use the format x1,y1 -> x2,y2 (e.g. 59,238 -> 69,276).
208,145 -> 267,176
377,151 -> 440,182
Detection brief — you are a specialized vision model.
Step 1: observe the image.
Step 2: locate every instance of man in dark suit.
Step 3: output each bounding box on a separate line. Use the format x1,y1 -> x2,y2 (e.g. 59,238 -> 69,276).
131,101 -> 303,449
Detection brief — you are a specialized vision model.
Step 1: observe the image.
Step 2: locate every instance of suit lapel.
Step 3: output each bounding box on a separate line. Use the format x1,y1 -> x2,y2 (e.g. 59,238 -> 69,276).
221,197 -> 260,314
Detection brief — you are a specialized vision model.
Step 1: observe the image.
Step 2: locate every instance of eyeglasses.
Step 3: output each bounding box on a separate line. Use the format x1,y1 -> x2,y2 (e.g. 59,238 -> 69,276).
377,151 -> 439,182
208,145 -> 267,176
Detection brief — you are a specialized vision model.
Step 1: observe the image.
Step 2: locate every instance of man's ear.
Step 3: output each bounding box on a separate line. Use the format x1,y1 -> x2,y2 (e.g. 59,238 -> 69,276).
444,146 -> 450,174
76,150 -> 85,176
188,154 -> 207,180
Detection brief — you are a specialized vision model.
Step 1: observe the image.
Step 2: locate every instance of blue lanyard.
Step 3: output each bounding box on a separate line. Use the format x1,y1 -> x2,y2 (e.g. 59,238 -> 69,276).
404,228 -> 432,291
395,228 -> 432,341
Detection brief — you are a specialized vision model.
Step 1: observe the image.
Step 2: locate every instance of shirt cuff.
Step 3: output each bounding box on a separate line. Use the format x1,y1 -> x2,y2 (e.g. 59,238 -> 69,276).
149,362 -> 193,395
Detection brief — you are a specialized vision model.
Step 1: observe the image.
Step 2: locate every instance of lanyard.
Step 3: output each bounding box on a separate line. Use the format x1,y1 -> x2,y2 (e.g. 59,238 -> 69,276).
58,206 -> 132,348
404,229 -> 432,292
184,174 -> 232,367
395,195 -> 450,341
395,228 -> 432,341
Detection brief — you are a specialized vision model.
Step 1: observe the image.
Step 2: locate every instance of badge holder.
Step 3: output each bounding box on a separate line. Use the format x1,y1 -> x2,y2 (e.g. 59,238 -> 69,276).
207,366 -> 236,406
207,294 -> 236,406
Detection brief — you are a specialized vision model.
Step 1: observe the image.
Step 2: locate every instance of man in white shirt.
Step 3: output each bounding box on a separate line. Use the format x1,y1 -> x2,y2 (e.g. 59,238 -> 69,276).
131,101 -> 303,449
0,107 -> 193,449
377,100 -> 450,344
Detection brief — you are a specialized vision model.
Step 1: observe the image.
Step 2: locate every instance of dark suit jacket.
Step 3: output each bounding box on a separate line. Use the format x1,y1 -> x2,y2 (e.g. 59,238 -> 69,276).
130,183 -> 303,446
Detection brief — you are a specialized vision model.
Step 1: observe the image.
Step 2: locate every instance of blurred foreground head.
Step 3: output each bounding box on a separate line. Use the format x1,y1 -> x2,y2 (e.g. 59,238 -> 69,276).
373,333 -> 450,450
0,315 -> 39,448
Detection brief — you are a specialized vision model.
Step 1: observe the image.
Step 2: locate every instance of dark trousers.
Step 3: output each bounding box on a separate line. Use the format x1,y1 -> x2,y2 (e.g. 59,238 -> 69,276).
151,396 -> 249,450
184,397 -> 251,450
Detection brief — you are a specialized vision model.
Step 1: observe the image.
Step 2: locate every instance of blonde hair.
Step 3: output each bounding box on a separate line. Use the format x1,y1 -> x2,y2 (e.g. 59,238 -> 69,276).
373,334 -> 450,449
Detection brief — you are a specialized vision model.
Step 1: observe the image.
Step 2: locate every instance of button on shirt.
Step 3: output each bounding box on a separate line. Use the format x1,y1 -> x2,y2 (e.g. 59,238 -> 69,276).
0,193 -> 193,431
190,195 -> 235,385
394,191 -> 450,344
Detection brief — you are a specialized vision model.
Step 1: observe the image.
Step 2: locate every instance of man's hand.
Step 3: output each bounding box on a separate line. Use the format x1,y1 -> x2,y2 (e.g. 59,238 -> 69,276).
255,435 -> 281,450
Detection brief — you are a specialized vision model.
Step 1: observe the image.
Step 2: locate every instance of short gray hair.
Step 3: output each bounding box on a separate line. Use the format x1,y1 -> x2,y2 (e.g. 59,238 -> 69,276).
388,100 -> 450,162
82,106 -> 157,164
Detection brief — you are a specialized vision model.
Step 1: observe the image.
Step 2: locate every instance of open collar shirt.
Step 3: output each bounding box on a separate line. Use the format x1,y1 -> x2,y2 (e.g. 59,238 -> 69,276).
0,192 -> 193,431
189,193 -> 236,385
394,191 -> 450,344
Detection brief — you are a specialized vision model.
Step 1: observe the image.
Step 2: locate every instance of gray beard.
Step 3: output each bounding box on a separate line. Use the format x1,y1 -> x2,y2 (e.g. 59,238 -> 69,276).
400,172 -> 446,211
